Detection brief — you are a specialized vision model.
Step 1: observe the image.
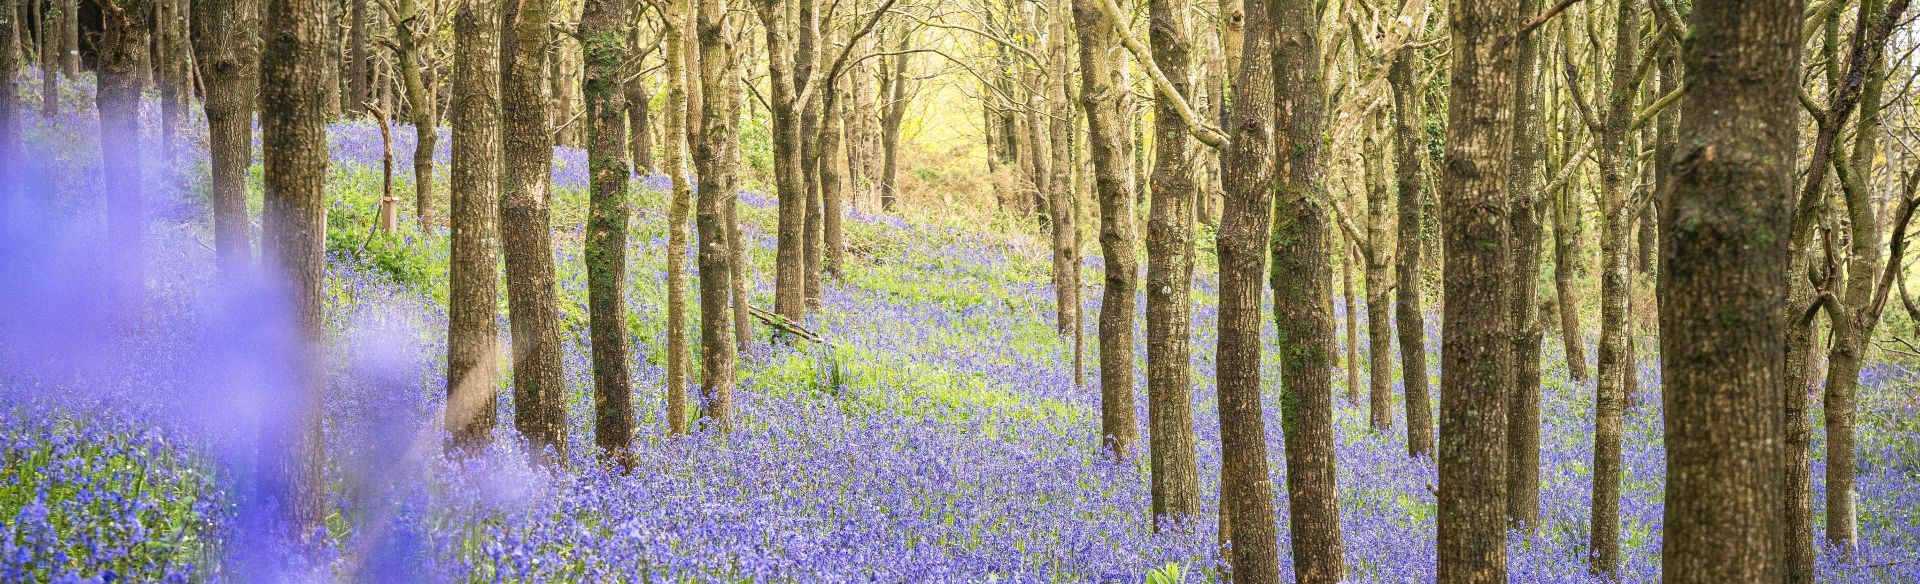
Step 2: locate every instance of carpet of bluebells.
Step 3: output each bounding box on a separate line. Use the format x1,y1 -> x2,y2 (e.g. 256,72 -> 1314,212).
5,72 -> 1920,582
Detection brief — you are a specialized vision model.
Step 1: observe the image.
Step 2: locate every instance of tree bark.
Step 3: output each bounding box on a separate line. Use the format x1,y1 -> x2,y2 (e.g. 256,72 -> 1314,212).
1143,0 -> 1200,528
1214,0 -> 1277,578
259,0 -> 328,531
348,0 -> 368,113
1071,0 -> 1139,459
694,0 -> 739,429
1822,0 -> 1902,558
37,0 -> 56,116
0,0 -> 19,181
1388,52 -> 1432,459
155,0 -> 185,158
626,33 -> 654,175
1362,120 -> 1393,433
1659,0 -> 1800,581
1048,0 -> 1080,343
446,0 -> 503,452
192,0 -> 258,271
1341,237 -> 1360,404
818,69 -> 846,280
1550,175 -> 1589,381
501,0 -> 569,463
755,0 -> 809,324
1269,0 -> 1342,581
1589,0 -> 1641,573
1504,0 -> 1545,532
384,0 -> 436,227
582,0 -> 632,468
660,0 -> 693,437
1436,0 -> 1518,582
877,28 -> 908,211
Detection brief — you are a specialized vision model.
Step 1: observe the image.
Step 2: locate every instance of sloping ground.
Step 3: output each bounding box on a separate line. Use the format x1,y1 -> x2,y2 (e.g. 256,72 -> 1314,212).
3,80 -> 1919,582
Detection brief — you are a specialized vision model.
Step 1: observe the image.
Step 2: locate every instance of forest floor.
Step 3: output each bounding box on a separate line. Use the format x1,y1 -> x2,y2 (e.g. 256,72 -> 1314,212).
4,78 -> 1920,583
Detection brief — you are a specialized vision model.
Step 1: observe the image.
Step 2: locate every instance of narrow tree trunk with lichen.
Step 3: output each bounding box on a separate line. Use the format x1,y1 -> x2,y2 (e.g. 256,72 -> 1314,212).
1270,0 -> 1342,580
1143,0 -> 1200,528
1362,120 -> 1393,434
192,0 -> 258,270
695,0 -> 739,429
1504,0 -> 1545,531
1589,0 -> 1640,573
1048,0 -> 1080,342
1388,52 -> 1432,459
658,0 -> 694,437
582,0 -> 632,467
390,0 -> 437,227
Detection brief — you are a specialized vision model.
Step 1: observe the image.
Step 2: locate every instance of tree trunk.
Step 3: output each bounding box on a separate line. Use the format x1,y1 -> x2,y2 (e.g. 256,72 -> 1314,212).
1342,237 -> 1360,405
1436,0 -> 1518,582
0,0 -> 18,173
192,0 -> 257,271
694,0 -> 739,429
445,0 -> 503,452
1823,0 -> 1899,558
99,0 -> 149,310
392,0 -> 436,227
348,0 -> 367,113
877,29 -> 908,211
1504,0 -> 1545,532
549,0 -> 585,147
626,36 -> 654,175
501,0 -> 569,464
59,0 -> 72,75
797,0 -> 823,309
1214,0 -> 1277,578
819,74 -> 846,280
1551,176 -> 1589,381
38,0 -> 56,116
259,0 -> 328,531
1143,0 -> 1200,528
1388,52 -> 1432,459
582,0 -> 632,468
155,0 -> 185,158
1048,0 -> 1080,343
1362,121 -> 1393,433
659,0 -> 693,437
1270,1 -> 1343,580
1589,0 -> 1640,574
755,0 -> 809,324
1659,0 -> 1799,580
1070,0 -> 1139,459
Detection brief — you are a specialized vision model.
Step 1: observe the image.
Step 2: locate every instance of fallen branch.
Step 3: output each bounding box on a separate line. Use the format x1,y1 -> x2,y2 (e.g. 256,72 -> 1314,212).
747,304 -> 834,346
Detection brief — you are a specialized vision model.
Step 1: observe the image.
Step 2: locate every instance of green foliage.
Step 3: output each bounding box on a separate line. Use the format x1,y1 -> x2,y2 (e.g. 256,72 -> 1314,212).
739,112 -> 775,186
0,413 -> 218,582
1144,563 -> 1189,584
322,167 -> 450,301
